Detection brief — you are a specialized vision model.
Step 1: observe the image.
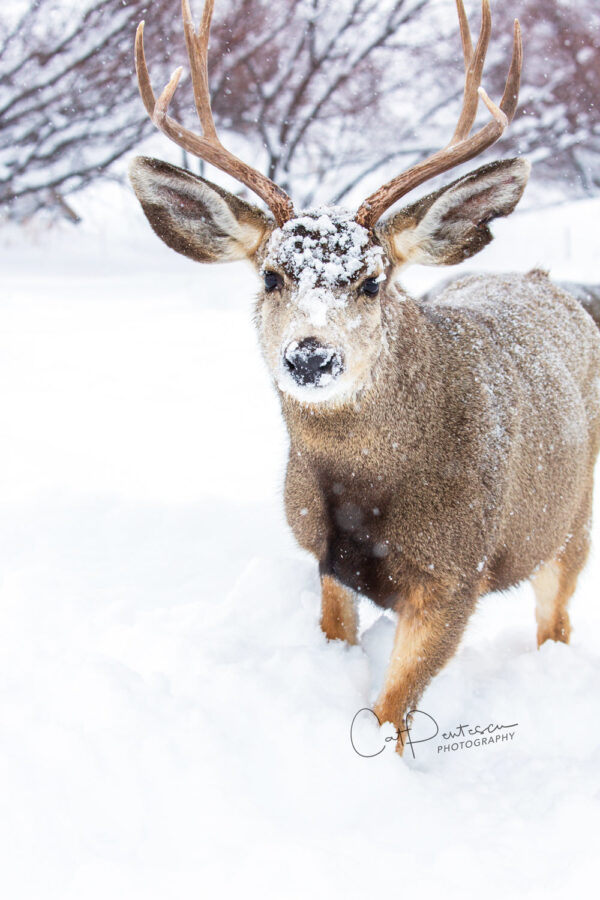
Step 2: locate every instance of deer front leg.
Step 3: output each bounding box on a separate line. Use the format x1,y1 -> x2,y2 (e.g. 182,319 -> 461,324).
320,575 -> 358,645
374,581 -> 473,755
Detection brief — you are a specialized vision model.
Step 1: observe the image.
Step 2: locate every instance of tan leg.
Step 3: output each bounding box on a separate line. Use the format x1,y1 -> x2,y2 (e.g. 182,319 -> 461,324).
374,581 -> 473,755
320,575 -> 358,645
532,559 -> 577,647
532,495 -> 593,647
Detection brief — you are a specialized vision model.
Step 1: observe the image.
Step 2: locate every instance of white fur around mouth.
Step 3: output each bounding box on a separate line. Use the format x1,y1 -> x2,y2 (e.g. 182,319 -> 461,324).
275,365 -> 351,405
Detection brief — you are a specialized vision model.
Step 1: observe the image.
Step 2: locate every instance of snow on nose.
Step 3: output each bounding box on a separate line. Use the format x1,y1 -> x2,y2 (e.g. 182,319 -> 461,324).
284,338 -> 344,387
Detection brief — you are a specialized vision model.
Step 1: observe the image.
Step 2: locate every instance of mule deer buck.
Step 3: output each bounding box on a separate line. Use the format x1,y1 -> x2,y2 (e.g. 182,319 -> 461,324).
129,0 -> 600,753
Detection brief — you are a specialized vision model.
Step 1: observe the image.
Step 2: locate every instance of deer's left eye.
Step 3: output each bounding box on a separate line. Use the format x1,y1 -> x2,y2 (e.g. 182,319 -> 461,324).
264,271 -> 283,292
361,278 -> 380,297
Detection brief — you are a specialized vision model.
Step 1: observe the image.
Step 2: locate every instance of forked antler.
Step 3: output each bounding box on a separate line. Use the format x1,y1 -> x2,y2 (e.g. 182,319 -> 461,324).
135,0 -> 295,226
355,0 -> 523,229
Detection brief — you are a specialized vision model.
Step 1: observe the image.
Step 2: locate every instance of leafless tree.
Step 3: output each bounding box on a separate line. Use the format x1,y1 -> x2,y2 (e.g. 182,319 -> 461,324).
499,0 -> 600,194
0,0 -> 183,219
0,0 -> 599,222
345,0 -> 600,205
0,0 -> 438,220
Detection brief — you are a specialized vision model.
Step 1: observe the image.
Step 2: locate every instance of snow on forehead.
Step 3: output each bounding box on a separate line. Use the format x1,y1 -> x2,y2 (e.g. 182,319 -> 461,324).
263,207 -> 384,287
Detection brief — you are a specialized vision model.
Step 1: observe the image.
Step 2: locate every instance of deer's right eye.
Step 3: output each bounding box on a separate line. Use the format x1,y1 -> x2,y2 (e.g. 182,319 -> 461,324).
264,271 -> 283,292
361,278 -> 380,297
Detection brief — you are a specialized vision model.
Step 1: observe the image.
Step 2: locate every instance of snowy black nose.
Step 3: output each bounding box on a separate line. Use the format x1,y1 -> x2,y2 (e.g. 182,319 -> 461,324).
284,338 -> 344,387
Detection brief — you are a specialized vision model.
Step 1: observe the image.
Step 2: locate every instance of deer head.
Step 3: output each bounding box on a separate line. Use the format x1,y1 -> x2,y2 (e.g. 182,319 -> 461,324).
130,0 -> 529,406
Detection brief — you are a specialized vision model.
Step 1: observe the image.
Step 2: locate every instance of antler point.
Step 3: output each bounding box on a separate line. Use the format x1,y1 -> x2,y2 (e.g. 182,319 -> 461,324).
134,0 -> 294,224
478,86 -> 509,127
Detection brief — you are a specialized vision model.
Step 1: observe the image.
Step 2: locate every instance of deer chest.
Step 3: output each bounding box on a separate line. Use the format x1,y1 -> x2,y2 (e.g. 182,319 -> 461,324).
318,482 -> 404,609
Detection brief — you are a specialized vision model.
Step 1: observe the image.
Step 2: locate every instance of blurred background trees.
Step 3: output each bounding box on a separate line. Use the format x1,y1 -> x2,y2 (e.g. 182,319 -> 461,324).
1,0 -> 599,222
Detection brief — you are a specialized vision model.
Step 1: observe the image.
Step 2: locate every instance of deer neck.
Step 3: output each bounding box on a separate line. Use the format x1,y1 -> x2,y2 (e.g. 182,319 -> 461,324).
279,290 -> 440,472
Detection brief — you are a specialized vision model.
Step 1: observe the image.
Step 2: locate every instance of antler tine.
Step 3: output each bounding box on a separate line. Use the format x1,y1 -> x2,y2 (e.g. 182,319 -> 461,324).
451,0 -> 491,144
134,22 -> 157,118
182,0 -> 218,141
134,1 -> 295,227
355,1 -> 523,230
154,66 -> 184,122
455,0 -> 473,67
499,19 -> 522,122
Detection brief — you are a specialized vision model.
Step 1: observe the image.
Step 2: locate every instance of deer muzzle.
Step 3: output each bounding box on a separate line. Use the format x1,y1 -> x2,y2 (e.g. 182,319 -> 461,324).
283,338 -> 344,388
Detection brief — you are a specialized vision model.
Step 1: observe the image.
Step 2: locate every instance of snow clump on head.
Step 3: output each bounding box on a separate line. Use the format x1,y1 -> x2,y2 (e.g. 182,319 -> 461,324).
263,207 -> 386,290
262,208 -> 386,329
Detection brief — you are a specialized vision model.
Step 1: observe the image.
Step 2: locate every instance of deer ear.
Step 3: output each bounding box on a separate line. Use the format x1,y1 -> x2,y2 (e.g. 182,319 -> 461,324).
129,157 -> 273,264
375,158 -> 530,268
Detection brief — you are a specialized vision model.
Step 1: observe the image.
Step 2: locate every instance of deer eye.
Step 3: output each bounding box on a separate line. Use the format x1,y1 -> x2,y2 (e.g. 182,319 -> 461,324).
361,278 -> 380,297
264,271 -> 282,292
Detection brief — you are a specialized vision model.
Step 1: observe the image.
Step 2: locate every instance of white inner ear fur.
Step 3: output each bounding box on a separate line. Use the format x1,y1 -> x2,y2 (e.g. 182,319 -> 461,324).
167,176 -> 267,260
235,220 -> 270,259
184,180 -> 270,259
190,182 -> 248,239
389,159 -> 531,267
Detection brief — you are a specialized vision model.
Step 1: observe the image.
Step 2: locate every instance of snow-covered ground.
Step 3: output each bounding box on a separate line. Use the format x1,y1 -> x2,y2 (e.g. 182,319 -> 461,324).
1,182 -> 600,899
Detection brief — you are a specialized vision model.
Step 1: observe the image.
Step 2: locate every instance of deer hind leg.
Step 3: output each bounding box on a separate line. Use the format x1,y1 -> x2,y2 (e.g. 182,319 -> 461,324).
532,505 -> 591,647
374,581 -> 474,755
320,575 -> 358,645
531,560 -> 574,647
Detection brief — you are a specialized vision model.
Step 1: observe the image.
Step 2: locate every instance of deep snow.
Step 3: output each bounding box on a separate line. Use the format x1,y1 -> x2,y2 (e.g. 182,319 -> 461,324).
1,182 -> 600,899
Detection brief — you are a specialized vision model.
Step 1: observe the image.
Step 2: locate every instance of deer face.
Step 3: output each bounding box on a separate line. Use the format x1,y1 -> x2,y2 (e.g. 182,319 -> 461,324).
130,154 -> 530,406
255,210 -> 388,405
130,0 -> 529,406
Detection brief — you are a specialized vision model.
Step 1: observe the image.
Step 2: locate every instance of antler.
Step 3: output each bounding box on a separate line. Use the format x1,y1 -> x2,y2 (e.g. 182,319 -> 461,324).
135,0 -> 295,227
355,0 -> 523,229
